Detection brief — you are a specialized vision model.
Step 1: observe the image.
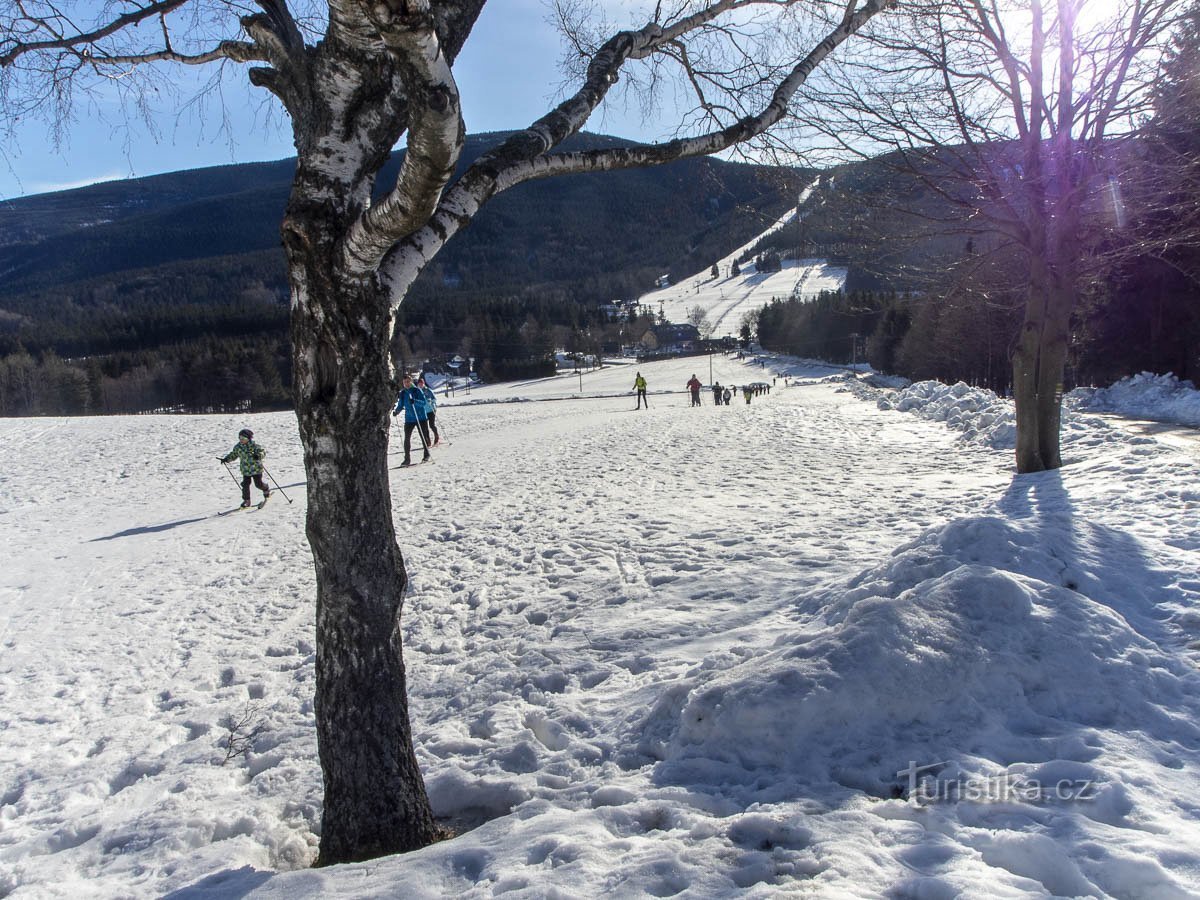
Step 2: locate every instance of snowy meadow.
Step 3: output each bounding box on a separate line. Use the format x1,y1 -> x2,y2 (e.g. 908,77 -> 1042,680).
1,356 -> 1199,898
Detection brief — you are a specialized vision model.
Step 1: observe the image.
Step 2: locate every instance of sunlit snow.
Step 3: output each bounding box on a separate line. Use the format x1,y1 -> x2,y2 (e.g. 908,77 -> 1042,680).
2,354 -> 1198,898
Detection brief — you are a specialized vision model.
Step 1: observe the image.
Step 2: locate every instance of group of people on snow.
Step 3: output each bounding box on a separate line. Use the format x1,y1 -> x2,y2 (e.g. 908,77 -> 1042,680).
631,371 -> 777,409
392,374 -> 442,467
217,374 -> 447,508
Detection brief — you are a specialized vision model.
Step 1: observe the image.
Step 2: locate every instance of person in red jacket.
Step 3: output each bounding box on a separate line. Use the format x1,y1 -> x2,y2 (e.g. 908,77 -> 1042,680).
686,374 -> 703,407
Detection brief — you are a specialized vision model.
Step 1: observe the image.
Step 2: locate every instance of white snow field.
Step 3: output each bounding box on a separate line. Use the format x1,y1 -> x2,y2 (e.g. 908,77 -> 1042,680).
636,208 -> 847,337
2,355 -> 1199,898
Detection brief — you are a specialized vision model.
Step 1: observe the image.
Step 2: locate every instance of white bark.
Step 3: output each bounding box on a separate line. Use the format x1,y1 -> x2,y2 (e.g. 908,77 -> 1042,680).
342,8 -> 465,274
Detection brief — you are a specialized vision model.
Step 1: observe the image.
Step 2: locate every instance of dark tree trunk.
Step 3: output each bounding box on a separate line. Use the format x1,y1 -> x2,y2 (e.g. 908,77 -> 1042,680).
283,193 -> 438,865
1012,256 -> 1072,473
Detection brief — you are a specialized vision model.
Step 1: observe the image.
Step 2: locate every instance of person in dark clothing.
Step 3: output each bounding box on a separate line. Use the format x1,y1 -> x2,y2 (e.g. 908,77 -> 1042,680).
393,374 -> 432,466
219,428 -> 270,507
712,381 -> 723,404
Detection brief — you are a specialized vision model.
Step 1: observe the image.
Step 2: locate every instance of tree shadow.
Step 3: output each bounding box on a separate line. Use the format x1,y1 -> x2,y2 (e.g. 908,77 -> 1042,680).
997,468 -> 1176,646
161,866 -> 273,899
89,518 -> 209,541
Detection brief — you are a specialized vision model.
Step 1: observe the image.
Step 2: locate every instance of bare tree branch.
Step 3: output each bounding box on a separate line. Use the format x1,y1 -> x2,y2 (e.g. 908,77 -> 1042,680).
0,0 -> 192,67
341,0 -> 464,274
386,0 -> 891,293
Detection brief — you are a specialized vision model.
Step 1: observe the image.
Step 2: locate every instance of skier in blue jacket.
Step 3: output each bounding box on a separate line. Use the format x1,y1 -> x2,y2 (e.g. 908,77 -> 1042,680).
392,374 -> 432,466
417,375 -> 441,445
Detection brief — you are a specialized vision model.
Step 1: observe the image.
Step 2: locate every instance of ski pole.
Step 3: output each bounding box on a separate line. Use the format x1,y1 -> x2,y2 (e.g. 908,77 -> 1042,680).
415,416 -> 431,454
220,459 -> 241,488
262,465 -> 293,504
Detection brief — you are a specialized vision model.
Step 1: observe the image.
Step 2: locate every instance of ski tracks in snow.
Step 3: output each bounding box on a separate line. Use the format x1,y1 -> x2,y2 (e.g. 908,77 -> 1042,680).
393,376 -> 1011,838
0,369 -> 1013,894
0,415 -> 320,890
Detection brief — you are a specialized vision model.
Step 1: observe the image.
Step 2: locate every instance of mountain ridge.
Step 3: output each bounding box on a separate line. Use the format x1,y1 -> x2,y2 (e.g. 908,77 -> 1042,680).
0,131 -> 801,304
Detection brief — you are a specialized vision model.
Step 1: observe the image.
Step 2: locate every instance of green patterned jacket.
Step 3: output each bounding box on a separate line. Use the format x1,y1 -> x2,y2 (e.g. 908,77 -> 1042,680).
222,440 -> 266,476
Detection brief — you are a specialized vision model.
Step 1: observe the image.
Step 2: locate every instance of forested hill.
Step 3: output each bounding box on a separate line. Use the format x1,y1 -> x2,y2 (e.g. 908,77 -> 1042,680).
0,132 -> 804,415
0,131 -> 799,328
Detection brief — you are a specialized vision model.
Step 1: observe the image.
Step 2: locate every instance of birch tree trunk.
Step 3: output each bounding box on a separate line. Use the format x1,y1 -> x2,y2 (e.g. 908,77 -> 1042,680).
283,164 -> 438,863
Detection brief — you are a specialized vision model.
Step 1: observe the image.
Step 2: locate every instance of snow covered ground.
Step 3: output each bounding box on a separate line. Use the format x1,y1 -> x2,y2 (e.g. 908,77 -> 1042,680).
2,355 -> 1199,898
635,207 -> 847,337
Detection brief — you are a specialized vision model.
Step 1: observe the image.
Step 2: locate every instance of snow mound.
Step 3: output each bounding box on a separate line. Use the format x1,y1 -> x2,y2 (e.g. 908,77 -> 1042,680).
1070,372 -> 1200,427
867,380 -> 1017,448
846,378 -> 1142,454
642,512 -> 1200,807
861,372 -> 910,390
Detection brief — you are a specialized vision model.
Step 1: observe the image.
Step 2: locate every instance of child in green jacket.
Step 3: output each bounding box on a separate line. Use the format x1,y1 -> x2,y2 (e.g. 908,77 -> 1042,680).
219,428 -> 270,507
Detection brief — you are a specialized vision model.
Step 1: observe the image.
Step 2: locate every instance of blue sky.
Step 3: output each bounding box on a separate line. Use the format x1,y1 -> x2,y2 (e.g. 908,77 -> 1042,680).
0,1 -> 663,199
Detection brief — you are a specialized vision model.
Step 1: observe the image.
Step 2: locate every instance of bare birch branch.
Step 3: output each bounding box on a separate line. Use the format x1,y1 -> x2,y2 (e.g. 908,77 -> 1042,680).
385,0 -> 891,295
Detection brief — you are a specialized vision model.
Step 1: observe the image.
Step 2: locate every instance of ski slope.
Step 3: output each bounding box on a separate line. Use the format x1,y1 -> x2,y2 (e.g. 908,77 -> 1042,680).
645,257 -> 847,337
637,198 -> 847,337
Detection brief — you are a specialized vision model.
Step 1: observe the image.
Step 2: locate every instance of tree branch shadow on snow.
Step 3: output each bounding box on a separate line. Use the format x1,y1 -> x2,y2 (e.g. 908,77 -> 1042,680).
161,865 -> 273,899
89,518 -> 210,541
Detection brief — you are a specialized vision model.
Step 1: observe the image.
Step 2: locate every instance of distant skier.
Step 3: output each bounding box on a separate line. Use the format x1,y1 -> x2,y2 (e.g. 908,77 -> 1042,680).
722,386 -> 732,405
393,374 -> 432,467
687,374 -> 703,406
218,428 -> 270,508
417,375 -> 441,445
712,381 -> 722,404
743,385 -> 753,404
633,372 -> 649,409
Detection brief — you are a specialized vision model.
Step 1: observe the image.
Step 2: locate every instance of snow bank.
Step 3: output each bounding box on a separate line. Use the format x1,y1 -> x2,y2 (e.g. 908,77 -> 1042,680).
848,371 -> 1200,455
840,378 -> 1017,448
1071,372 -> 1200,427
638,505 -> 1200,897
649,512 -> 1198,784
843,377 -> 1154,455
